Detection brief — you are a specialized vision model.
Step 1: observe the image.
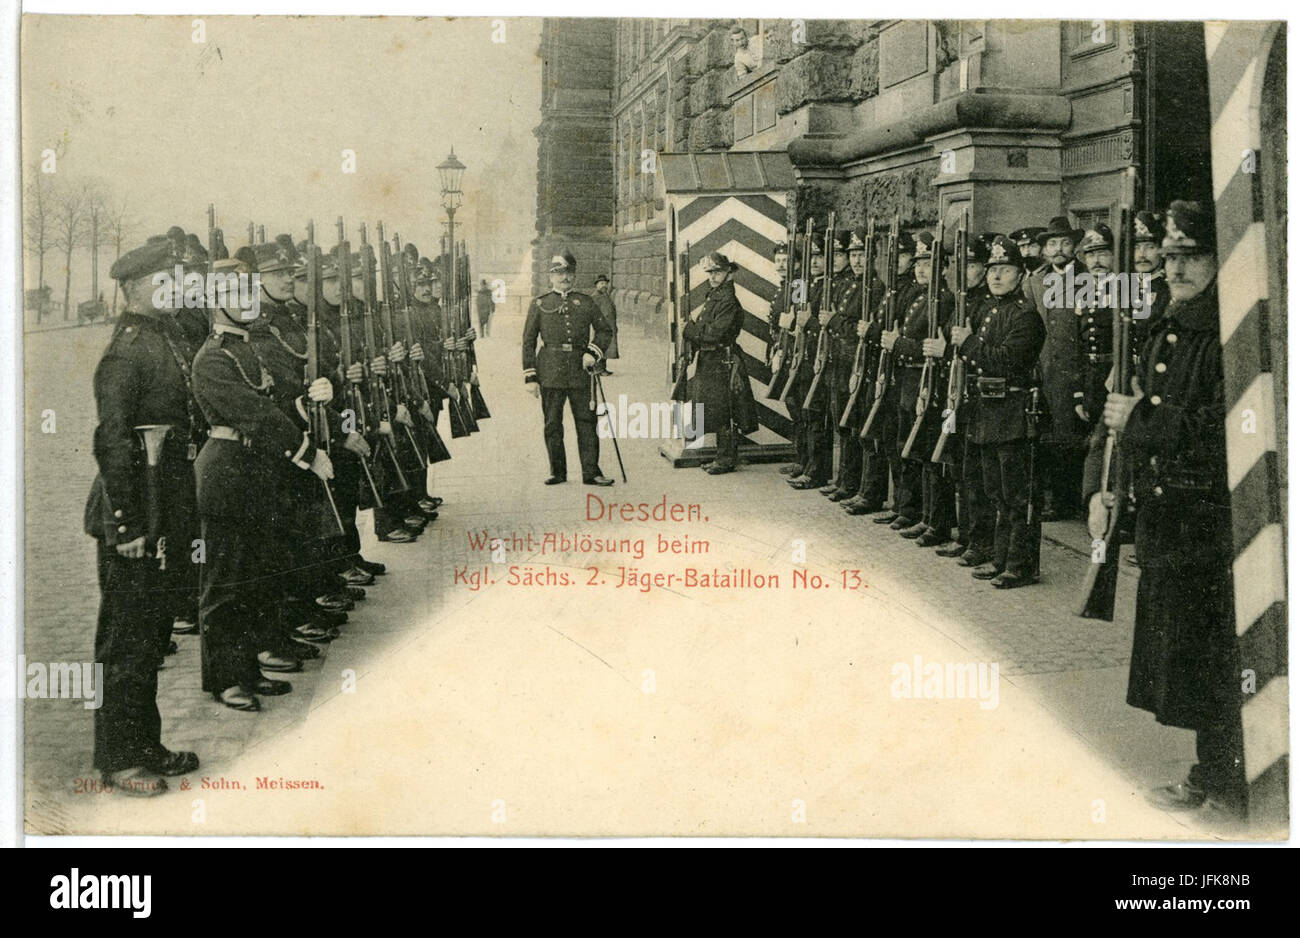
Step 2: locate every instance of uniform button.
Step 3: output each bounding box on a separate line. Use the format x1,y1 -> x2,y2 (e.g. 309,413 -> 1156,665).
117,525 -> 127,533
1153,486 -> 1163,496
1150,395 -> 1162,406
114,509 -> 123,518
1150,456 -> 1158,467
1167,333 -> 1178,344
1155,362 -> 1167,373
284,450 -> 292,457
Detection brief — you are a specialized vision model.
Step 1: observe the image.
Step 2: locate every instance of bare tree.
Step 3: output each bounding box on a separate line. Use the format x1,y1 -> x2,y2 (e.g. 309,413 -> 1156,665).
84,179 -> 110,320
51,179 -> 91,321
23,165 -> 53,321
102,195 -> 135,318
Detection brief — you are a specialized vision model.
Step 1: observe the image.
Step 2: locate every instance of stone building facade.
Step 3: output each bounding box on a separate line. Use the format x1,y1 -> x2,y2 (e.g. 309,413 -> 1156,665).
532,18 -> 1215,326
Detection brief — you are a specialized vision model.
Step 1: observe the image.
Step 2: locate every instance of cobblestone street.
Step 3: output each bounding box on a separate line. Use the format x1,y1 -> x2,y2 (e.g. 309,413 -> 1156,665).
24,310 -> 1208,839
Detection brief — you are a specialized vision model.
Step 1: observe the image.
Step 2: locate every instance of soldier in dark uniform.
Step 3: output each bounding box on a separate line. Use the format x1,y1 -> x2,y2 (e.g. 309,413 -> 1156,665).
784,237 -> 826,488
847,231 -> 918,519
592,274 -> 618,375
1026,216 -> 1085,520
1087,201 -> 1244,817
192,255 -> 336,712
819,230 -> 869,500
886,230 -> 954,541
1071,225 -> 1117,435
935,235 -> 996,563
243,238 -> 351,651
880,231 -> 949,534
827,227 -> 883,504
682,252 -> 758,474
950,236 -> 1046,589
767,241 -> 805,477
1131,210 -> 1171,352
85,235 -> 201,795
407,257 -> 448,515
522,251 -> 614,486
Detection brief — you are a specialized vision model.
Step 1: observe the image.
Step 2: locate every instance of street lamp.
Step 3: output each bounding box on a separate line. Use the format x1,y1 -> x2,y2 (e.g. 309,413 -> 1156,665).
437,147 -> 467,308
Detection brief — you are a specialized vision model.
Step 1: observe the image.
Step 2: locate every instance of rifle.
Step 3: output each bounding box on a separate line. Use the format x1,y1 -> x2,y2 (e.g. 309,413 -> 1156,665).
859,216 -> 901,439
839,219 -> 877,427
670,239 -> 691,403
764,213 -> 799,399
901,219 -> 945,460
802,213 -> 837,411
382,224 -> 451,463
1077,206 -> 1135,620
778,218 -> 815,404
449,239 -> 479,433
931,213 -> 969,463
335,217 -> 390,504
361,223 -> 427,473
304,220 -> 345,534
432,237 -> 471,438
462,244 -> 491,421
207,204 -> 228,263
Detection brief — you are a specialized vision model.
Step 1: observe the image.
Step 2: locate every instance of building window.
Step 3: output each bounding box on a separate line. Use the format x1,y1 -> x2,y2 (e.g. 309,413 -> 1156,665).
1068,20 -> 1115,57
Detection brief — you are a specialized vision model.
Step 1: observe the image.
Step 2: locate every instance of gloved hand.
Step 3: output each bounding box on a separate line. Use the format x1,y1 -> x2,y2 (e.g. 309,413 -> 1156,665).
778,311 -> 795,330
527,383 -> 541,399
389,341 -> 406,363
378,419 -> 394,437
582,353 -> 597,371
922,336 -> 946,359
307,377 -> 334,404
343,432 -> 371,458
443,337 -> 455,351
395,403 -> 413,427
310,449 -> 335,481
370,355 -> 388,377
419,401 -> 435,422
346,362 -> 364,383
409,342 -> 424,362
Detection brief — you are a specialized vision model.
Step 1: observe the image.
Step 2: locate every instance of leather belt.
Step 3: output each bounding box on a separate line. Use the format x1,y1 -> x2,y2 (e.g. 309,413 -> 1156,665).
208,426 -> 246,443
541,340 -> 574,351
1086,352 -> 1114,364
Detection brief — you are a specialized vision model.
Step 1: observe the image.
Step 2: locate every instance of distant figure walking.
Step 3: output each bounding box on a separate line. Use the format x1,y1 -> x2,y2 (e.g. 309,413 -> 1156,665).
475,279 -> 495,338
592,274 -> 618,376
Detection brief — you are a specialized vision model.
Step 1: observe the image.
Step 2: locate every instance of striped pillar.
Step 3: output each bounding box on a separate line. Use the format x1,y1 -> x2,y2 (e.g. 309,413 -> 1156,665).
659,151 -> 799,465
1204,20 -> 1288,828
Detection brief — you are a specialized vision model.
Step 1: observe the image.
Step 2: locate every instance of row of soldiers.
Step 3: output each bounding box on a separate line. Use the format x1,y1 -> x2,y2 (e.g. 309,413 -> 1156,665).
758,209 -> 1173,589
85,219 -> 487,795
712,199 -> 1239,818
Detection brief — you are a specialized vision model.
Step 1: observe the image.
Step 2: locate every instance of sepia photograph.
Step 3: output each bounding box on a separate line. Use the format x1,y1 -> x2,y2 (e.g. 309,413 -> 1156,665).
12,7 -> 1290,847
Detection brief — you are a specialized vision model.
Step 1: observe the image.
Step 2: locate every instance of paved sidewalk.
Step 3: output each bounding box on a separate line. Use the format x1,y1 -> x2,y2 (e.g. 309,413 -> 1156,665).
23,314 -> 1222,839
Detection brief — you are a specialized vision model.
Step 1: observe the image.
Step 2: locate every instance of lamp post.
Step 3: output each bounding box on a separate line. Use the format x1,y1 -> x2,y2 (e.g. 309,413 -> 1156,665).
437,147 -> 467,301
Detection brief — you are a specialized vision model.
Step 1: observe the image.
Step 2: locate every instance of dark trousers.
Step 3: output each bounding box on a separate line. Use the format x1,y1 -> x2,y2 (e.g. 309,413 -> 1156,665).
787,404 -> 807,469
920,463 -> 956,538
1191,722 -> 1246,809
979,439 -> 1042,577
715,424 -> 738,468
893,407 -> 923,523
199,514 -> 279,694
834,424 -> 862,492
541,386 -> 601,481
1041,440 -> 1084,516
855,438 -> 889,508
958,435 -> 994,553
801,410 -> 833,483
93,542 -> 178,773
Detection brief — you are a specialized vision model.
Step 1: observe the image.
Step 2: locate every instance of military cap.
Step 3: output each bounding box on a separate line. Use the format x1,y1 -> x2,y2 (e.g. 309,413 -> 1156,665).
214,255 -> 251,276
319,252 -> 340,280
233,245 -> 260,271
422,258 -> 441,281
895,231 -> 917,256
593,274 -> 610,285
912,230 -> 938,259
960,235 -> 991,265
807,236 -> 824,257
182,233 -> 209,270
847,227 -> 868,252
772,241 -> 789,259
1036,216 -> 1083,246
110,234 -> 182,284
832,230 -> 853,254
247,238 -> 299,273
1161,200 -> 1216,255
1008,226 -> 1045,246
701,251 -> 737,273
403,242 -> 420,264
986,235 -> 1023,269
549,251 -> 578,272
1132,211 -> 1163,244
1076,224 -> 1114,255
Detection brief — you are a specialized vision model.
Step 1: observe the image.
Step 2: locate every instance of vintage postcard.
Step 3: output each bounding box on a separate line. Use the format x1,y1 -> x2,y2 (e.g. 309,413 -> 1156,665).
17,12 -> 1288,840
